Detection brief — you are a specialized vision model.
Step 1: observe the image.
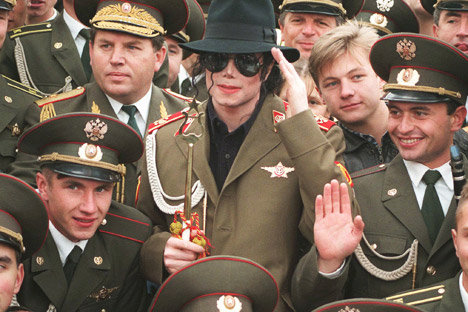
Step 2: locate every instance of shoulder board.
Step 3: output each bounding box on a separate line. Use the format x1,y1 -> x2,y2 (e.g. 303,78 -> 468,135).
35,87 -> 85,107
314,113 -> 335,132
147,107 -> 191,134
162,88 -> 195,103
386,284 -> 444,306
9,22 -> 52,39
99,204 -> 151,244
3,75 -> 43,99
351,163 -> 387,179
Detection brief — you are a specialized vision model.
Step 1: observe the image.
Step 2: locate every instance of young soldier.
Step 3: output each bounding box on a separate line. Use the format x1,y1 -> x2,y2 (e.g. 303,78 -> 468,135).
277,0 -> 364,59
292,33 -> 468,311
136,0 -> 355,311
8,0 -> 191,207
309,21 -> 398,173
0,174 -> 48,312
16,113 -> 152,311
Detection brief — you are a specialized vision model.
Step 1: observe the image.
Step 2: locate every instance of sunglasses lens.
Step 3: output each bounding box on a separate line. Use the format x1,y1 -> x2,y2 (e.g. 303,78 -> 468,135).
235,54 -> 261,77
202,53 -> 229,73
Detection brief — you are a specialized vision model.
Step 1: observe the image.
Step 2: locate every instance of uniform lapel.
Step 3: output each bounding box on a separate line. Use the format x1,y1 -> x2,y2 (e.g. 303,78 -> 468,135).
222,94 -> 282,190
0,97 -> 18,134
61,234 -> 111,311
381,155 -> 433,254
50,13 -> 87,86
85,83 -> 117,117
175,103 -> 219,204
31,236 -> 68,309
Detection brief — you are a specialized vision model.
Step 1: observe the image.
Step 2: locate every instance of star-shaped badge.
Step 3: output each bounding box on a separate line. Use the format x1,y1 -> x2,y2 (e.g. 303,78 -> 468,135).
261,162 -> 295,178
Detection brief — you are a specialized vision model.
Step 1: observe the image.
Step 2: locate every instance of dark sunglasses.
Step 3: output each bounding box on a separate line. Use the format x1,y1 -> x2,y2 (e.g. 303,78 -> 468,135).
199,53 -> 262,77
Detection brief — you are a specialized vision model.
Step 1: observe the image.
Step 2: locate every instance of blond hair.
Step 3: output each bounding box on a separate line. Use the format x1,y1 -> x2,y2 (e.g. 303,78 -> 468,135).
309,21 -> 379,87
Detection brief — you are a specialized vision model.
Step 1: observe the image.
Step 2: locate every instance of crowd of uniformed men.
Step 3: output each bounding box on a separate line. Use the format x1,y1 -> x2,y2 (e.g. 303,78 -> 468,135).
0,0 -> 468,311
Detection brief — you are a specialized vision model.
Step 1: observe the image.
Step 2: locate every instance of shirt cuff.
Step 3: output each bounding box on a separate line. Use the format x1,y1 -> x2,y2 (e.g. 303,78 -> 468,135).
319,260 -> 346,279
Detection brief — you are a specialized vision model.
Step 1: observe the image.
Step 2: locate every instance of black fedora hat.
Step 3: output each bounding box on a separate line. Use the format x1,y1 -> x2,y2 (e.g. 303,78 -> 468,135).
74,0 -> 190,37
180,0 -> 300,62
420,0 -> 468,15
0,174 -> 49,260
279,0 -> 365,19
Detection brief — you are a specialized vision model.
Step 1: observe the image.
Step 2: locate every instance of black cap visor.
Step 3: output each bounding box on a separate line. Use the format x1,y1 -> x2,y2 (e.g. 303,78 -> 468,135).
44,162 -> 121,183
282,3 -> 342,16
383,90 -> 452,104
0,1 -> 12,11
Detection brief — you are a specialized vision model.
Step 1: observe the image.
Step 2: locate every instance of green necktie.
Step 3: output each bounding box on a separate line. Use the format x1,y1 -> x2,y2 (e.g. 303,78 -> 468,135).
79,29 -> 92,81
63,245 -> 82,285
421,170 -> 444,244
121,105 -> 142,137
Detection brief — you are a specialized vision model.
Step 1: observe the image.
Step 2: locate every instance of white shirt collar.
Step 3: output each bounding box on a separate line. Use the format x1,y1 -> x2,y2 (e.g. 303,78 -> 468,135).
48,221 -> 88,266
63,9 -> 88,41
107,85 -> 153,135
459,273 -> 468,311
47,8 -> 59,21
403,160 -> 453,190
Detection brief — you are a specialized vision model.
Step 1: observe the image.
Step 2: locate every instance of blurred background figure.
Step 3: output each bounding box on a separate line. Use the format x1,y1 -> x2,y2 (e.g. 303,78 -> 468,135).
25,0 -> 57,25
7,0 -> 26,30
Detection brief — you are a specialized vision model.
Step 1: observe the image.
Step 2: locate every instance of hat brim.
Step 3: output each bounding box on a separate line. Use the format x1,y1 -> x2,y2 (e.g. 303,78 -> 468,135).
44,162 -> 122,183
280,0 -> 364,19
180,39 -> 300,62
383,90 -> 452,104
0,1 -> 12,11
74,0 -> 190,35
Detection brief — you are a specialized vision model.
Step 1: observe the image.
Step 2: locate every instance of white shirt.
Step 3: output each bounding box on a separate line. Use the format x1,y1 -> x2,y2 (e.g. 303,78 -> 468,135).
63,9 -> 89,56
403,160 -> 454,216
459,273 -> 468,311
47,9 -> 58,21
48,221 -> 88,266
107,86 -> 152,136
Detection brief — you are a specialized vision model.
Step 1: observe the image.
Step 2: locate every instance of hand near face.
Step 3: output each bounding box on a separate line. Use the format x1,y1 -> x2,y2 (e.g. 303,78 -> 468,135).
314,180 -> 365,273
163,236 -> 205,274
271,47 -> 309,117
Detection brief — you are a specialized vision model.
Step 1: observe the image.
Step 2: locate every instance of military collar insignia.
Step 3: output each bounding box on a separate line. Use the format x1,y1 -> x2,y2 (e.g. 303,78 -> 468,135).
84,118 -> 108,141
88,286 -> 119,302
261,161 -> 295,178
396,38 -> 416,61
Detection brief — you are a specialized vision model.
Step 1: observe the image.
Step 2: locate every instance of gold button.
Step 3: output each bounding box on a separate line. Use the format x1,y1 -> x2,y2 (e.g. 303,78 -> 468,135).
94,257 -> 103,265
36,257 -> 44,265
4,96 -> 12,103
426,266 -> 436,275
438,288 -> 445,294
101,309 -> 106,312
387,189 -> 397,196
54,42 -> 63,49
101,218 -> 107,226
371,243 -> 377,250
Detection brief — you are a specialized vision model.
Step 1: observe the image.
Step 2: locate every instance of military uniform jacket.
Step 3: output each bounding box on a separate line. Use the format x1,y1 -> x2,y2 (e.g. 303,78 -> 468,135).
386,272 -> 465,312
8,82 -> 189,206
18,201 -> 152,312
291,154 -> 464,312
0,75 -> 42,172
0,12 -> 88,96
137,94 -> 354,312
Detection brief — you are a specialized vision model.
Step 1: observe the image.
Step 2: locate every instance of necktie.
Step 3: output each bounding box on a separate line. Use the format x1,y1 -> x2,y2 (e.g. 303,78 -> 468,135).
180,77 -> 192,96
79,29 -> 92,81
63,245 -> 82,285
121,105 -> 142,137
421,170 -> 444,244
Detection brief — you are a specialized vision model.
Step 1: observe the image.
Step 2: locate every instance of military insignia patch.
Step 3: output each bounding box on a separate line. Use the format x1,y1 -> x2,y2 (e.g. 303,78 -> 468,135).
396,39 -> 416,61
370,13 -> 388,27
78,143 -> 103,162
84,118 -> 108,141
217,295 -> 242,312
397,68 -> 420,86
376,0 -> 394,12
335,161 -> 353,187
261,162 -> 295,178
88,286 -> 119,302
7,123 -> 21,136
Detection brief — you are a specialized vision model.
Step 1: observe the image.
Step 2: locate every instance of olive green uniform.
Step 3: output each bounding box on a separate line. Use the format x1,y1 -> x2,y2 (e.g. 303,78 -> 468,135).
8,82 -> 189,206
0,75 -> 42,172
137,94 -> 354,311
0,13 -> 88,96
292,155 -> 464,311
18,201 -> 152,312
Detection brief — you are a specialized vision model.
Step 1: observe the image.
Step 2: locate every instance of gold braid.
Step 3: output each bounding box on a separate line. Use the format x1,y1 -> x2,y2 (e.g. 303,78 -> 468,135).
0,226 -> 24,253
384,84 -> 462,99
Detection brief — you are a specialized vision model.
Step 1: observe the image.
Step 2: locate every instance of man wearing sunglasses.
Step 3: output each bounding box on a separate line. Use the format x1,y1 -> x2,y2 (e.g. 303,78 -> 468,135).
136,0 -> 355,311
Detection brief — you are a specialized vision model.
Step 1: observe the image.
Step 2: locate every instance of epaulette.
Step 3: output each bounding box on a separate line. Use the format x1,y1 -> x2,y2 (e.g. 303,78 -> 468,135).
386,284 -> 445,306
147,107 -> 191,134
35,87 -> 85,107
99,204 -> 151,244
3,75 -> 42,99
351,163 -> 387,179
9,22 -> 52,39
162,88 -> 195,103
314,113 -> 335,132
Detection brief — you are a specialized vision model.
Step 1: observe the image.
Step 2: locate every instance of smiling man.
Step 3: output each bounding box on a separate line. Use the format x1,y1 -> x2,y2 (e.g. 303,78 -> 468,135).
16,113 -> 152,311
8,0 -> 191,207
25,0 -> 56,24
292,33 -> 468,311
136,0 -> 356,311
277,0 -> 364,59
